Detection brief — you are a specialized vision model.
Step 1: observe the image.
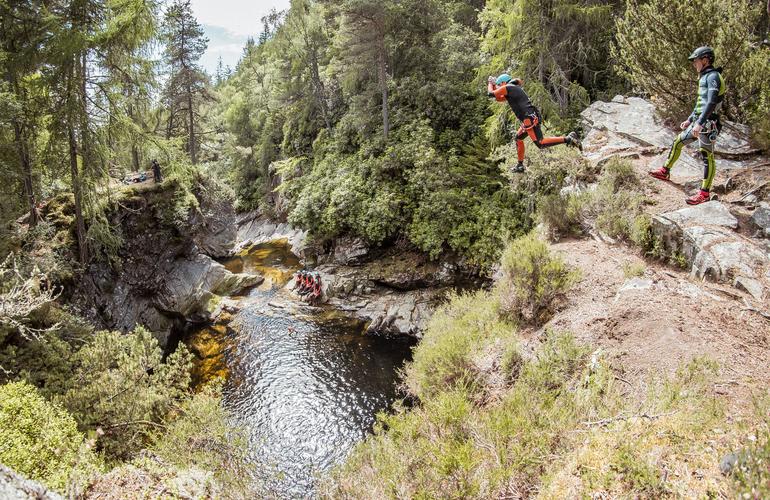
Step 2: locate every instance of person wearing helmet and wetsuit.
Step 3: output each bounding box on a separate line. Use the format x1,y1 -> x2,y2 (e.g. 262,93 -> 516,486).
649,46 -> 726,205
487,74 -> 582,173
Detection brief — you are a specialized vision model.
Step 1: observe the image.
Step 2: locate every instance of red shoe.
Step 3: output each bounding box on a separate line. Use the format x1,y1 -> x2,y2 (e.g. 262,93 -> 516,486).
648,167 -> 670,181
686,190 -> 710,205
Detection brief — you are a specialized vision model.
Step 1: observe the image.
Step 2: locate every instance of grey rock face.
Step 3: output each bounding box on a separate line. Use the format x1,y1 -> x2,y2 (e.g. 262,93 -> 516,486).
157,253 -> 262,320
332,236 -> 370,265
0,464 -> 62,500
236,212 -> 307,256
651,201 -> 769,302
581,96 -> 767,176
751,203 -> 770,238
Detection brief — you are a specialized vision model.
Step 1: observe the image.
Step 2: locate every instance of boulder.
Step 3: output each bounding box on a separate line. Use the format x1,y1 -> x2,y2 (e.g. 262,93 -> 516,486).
0,464 -> 62,500
333,236 -> 370,265
652,202 -> 769,297
235,212 -> 307,256
751,203 -> 770,238
156,253 -> 262,321
581,96 -> 767,177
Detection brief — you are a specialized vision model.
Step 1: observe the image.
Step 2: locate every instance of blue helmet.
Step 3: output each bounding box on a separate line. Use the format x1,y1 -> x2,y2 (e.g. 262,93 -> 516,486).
495,73 -> 512,86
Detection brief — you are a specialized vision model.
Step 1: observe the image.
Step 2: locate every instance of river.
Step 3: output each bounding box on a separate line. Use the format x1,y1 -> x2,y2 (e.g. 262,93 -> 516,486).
186,241 -> 415,498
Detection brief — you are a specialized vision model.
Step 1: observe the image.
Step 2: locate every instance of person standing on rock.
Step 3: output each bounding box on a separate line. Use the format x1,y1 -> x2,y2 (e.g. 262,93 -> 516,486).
487,74 -> 582,173
649,46 -> 726,205
152,159 -> 162,183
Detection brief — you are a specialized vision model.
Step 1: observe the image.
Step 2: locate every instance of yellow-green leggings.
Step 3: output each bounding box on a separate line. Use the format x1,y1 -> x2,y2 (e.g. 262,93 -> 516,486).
664,121 -> 719,191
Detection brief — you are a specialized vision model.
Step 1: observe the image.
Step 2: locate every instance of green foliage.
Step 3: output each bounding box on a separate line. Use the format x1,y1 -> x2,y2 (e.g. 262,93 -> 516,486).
732,398 -> 770,499
479,0 -> 624,131
497,232 -> 580,325
60,327 -> 193,462
150,382 -> 255,495
329,292 -> 731,498
405,289 -> 516,401
622,261 -> 645,279
614,0 -> 770,146
537,191 -> 591,239
0,381 -> 101,492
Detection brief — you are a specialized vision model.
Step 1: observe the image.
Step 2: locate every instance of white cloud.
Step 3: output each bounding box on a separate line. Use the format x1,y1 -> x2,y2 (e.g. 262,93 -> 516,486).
191,0 -> 289,36
189,0 -> 290,74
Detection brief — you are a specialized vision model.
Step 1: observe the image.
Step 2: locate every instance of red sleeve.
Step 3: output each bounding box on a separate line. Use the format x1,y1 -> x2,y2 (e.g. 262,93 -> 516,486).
492,85 -> 508,101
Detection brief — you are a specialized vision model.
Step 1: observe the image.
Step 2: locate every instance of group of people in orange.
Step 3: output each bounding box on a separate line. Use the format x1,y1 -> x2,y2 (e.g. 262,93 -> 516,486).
294,271 -> 322,303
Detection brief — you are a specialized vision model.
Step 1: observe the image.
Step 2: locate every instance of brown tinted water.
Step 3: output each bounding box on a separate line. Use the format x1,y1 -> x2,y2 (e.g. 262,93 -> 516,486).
186,241 -> 415,498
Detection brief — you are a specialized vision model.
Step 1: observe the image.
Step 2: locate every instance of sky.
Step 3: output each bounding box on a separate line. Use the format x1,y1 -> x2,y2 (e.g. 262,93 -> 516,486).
189,0 -> 291,75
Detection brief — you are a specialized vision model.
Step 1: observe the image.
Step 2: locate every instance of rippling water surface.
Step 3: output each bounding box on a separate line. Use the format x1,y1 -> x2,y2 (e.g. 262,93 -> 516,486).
191,242 -> 414,498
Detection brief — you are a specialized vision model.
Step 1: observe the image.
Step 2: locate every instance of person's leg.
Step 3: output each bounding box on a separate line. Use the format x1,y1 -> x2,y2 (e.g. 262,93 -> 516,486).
686,123 -> 717,205
514,125 -> 528,172
651,125 -> 696,180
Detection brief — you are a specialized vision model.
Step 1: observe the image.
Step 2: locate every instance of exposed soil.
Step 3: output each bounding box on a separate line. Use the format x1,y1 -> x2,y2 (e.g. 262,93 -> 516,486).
521,151 -> 770,414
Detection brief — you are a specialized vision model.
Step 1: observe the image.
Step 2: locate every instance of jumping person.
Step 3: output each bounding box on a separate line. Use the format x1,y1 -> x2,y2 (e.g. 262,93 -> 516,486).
487,74 -> 581,173
649,46 -> 726,205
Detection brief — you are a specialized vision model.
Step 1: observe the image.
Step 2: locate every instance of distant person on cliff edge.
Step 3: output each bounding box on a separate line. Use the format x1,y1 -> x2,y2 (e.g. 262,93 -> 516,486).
487,73 -> 582,173
152,159 -> 162,183
649,46 -> 726,205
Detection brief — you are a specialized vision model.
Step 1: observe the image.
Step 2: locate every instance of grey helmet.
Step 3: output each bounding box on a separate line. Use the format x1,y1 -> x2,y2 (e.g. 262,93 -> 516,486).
688,46 -> 715,62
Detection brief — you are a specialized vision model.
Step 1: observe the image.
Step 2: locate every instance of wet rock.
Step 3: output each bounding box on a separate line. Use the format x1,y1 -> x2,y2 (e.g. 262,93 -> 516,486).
0,465 -> 62,500
236,211 -> 307,256
156,253 -> 261,321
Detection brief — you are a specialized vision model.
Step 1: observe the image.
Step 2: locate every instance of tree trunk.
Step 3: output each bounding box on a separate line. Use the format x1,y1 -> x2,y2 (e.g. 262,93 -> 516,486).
132,145 -> 140,172
8,72 -> 38,227
68,120 -> 88,265
187,88 -> 196,163
11,115 -> 38,227
377,40 -> 389,139
166,108 -> 174,139
309,49 -> 332,131
68,58 -> 88,265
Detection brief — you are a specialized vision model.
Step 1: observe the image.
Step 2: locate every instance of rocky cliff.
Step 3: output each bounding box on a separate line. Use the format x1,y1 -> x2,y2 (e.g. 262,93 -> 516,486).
76,181 -> 261,348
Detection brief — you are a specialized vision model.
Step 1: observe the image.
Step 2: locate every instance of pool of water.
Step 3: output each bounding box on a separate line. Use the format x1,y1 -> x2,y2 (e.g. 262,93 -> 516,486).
187,241 -> 414,498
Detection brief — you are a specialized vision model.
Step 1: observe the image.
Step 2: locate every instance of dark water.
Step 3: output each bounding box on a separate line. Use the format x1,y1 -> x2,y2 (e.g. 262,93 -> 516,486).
191,242 -> 414,498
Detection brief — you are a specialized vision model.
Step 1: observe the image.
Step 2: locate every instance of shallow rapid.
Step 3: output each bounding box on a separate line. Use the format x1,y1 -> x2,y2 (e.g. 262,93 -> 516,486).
188,242 -> 414,498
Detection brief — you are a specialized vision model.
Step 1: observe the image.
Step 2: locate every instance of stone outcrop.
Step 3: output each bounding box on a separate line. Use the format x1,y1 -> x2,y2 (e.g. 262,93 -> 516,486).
583,96 -> 770,305
581,96 -> 765,177
78,184 -> 261,348
651,203 -> 768,302
0,464 -> 62,500
235,211 -> 307,256
286,250 -> 482,337
751,202 -> 770,237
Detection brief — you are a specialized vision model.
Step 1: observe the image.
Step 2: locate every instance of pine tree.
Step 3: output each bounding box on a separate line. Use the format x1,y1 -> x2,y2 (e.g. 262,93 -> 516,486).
162,0 -> 210,164
0,0 -> 51,228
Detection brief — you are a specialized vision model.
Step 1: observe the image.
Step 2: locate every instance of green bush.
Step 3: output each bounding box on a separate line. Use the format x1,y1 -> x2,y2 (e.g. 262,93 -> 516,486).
330,322 -> 730,499
60,327 -> 193,462
732,413 -> 770,498
150,382 -> 254,495
497,232 -> 580,325
0,381 -> 101,492
536,192 -> 590,240
404,290 -> 516,401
